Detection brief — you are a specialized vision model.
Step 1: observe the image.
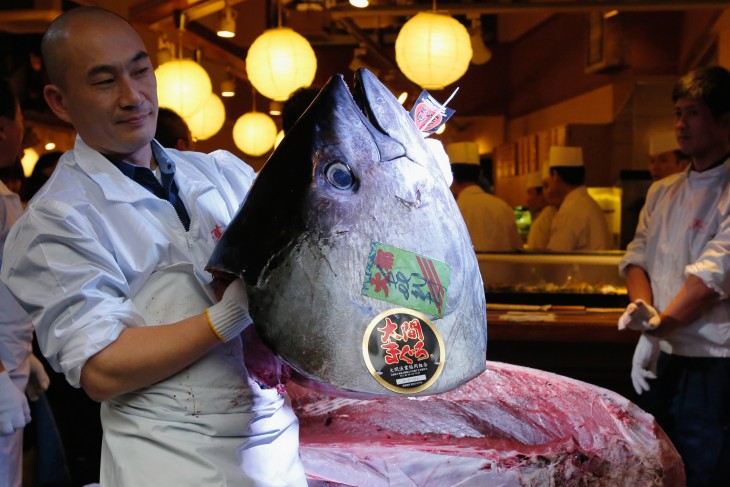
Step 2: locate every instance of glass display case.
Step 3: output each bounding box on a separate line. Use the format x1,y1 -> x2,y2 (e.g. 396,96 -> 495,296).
477,251 -> 629,308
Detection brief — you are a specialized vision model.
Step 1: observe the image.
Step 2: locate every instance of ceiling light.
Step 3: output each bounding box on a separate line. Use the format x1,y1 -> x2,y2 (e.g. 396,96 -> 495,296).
221,74 -> 236,98
469,17 -> 491,65
44,141 -> 56,151
269,100 -> 283,116
397,92 -> 408,105
217,3 -> 236,38
294,0 -> 325,11
349,0 -> 369,7
395,12 -> 472,90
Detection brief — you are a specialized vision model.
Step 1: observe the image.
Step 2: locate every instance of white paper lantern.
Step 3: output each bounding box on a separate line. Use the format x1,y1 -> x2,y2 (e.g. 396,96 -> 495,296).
395,12 -> 472,90
246,27 -> 317,102
185,93 -> 226,141
232,112 -> 278,156
155,59 -> 213,117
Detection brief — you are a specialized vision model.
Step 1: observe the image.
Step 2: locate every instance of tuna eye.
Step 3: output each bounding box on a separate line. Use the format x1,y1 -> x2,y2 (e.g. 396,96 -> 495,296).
324,161 -> 354,190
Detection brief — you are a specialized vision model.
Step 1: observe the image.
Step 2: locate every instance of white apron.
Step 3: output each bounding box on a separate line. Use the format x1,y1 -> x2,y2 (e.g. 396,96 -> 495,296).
99,263 -> 306,486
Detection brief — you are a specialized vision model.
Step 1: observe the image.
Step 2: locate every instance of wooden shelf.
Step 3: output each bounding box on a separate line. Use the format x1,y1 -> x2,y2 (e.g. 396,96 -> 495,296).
486,309 -> 640,399
487,310 -> 638,343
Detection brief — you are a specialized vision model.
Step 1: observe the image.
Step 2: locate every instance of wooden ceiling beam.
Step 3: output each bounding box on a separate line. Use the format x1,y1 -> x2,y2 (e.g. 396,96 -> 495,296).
329,0 -> 730,19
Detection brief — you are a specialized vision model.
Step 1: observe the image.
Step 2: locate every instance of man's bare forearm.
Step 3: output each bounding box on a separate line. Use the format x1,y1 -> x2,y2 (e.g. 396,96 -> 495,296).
649,274 -> 720,338
80,313 -> 220,402
625,264 -> 654,304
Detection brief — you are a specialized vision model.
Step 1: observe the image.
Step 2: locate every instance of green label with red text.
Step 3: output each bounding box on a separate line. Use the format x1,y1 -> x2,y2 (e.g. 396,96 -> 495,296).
361,242 -> 450,318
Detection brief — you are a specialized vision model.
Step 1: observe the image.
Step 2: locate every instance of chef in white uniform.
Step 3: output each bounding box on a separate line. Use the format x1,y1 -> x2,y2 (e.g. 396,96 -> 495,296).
618,65 -> 730,487
448,141 -> 522,252
545,146 -> 612,251
525,170 -> 557,250
648,130 -> 690,182
0,7 -> 305,487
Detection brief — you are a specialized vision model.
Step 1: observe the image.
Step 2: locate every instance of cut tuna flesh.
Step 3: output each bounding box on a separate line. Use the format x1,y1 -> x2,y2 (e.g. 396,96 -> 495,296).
290,361 -> 684,486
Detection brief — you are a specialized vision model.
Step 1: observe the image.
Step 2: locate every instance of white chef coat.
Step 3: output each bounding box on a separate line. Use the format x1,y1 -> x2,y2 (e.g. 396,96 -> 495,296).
547,186 -> 612,251
0,181 -> 32,487
0,181 -> 32,374
1,137 -> 306,486
526,205 -> 557,251
456,185 -> 522,252
620,161 -> 730,357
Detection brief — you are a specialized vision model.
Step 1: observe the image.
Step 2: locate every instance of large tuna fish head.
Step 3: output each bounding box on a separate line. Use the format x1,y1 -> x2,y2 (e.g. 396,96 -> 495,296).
207,68 -> 486,397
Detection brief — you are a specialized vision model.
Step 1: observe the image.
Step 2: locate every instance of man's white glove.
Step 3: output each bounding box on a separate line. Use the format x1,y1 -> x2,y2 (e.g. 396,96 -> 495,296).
618,299 -> 661,331
26,355 -> 50,401
631,334 -> 661,395
0,370 -> 31,434
205,278 -> 253,342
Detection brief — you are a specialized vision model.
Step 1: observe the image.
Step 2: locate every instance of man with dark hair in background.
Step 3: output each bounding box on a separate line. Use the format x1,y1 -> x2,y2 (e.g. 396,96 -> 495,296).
155,106 -> 192,151
618,65 -> 730,487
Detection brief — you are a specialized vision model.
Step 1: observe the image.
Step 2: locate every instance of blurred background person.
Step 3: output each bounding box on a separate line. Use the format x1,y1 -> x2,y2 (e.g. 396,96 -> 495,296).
0,158 -> 24,198
525,171 -> 557,251
0,75 -> 50,487
155,107 -> 193,151
448,141 -> 522,252
546,146 -> 612,252
648,131 -> 690,181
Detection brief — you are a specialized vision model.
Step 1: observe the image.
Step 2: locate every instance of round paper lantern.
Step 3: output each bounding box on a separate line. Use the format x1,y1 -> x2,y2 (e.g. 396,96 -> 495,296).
232,112 -> 278,156
395,12 -> 472,90
155,59 -> 212,117
246,27 -> 317,101
185,93 -> 226,141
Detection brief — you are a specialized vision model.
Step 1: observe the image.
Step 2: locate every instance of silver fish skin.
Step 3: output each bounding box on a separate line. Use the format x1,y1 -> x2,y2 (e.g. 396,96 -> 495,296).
207,69 -> 486,397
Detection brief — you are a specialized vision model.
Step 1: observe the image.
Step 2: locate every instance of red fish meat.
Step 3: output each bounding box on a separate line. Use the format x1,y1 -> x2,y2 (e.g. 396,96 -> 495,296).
290,361 -> 684,486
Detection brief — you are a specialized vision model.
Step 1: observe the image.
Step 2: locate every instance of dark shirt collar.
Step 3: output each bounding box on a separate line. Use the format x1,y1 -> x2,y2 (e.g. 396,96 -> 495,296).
102,143 -> 191,230
691,152 -> 730,173
102,143 -> 176,184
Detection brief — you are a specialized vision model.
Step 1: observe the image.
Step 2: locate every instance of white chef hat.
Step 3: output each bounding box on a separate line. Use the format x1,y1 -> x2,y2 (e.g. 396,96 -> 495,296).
649,131 -> 679,156
548,146 -> 584,168
446,142 -> 480,166
526,171 -> 543,189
